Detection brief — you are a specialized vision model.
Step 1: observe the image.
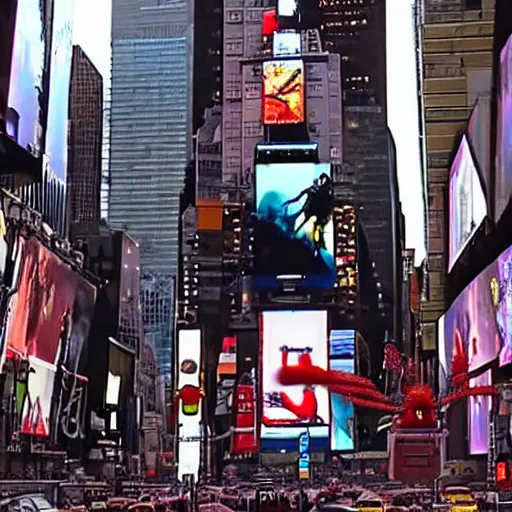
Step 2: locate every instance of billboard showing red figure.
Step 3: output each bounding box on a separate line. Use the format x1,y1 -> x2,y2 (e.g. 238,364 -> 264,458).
2,236 -> 96,371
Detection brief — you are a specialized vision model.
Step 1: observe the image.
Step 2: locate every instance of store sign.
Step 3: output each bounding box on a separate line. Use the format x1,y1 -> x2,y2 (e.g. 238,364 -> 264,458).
231,383 -> 258,454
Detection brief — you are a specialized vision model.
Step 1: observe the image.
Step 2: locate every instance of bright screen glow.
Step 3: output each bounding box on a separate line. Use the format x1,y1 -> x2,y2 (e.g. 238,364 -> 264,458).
330,330 -> 355,451
177,329 -> 202,481
46,0 -> 74,182
254,162 -> 335,290
6,0 -> 46,156
448,135 -> 486,271
261,310 -> 329,440
263,59 -> 304,125
106,372 -> 121,406
439,244 -> 512,397
496,35 -> 512,221
273,32 -> 301,57
278,0 -> 297,16
468,369 -> 491,455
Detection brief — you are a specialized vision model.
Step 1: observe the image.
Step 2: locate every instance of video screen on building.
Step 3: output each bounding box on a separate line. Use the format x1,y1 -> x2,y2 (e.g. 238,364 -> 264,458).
439,244 -> 512,396
263,59 -> 304,125
3,236 -> 96,374
177,329 -> 202,481
329,329 -> 355,451
260,310 -> 329,441
45,0 -> 74,182
468,369 -> 492,455
273,32 -> 301,57
253,162 -> 335,290
277,0 -> 298,17
5,0 -> 47,156
448,135 -> 486,271
496,34 -> 512,221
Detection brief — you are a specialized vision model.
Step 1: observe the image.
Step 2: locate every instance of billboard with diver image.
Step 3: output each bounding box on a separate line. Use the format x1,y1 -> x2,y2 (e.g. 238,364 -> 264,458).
253,162 -> 335,290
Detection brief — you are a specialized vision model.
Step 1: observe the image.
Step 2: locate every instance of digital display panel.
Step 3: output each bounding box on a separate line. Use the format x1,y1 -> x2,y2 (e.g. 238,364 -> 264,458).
330,330 -> 355,451
278,0 -> 297,17
177,329 -> 202,481
45,0 -> 73,182
496,34 -> 512,221
263,59 -> 304,125
439,244 -> 512,397
6,0 -> 46,156
273,32 -> 301,57
448,135 -> 486,271
261,310 -> 329,441
254,162 -> 335,290
468,369 -> 491,455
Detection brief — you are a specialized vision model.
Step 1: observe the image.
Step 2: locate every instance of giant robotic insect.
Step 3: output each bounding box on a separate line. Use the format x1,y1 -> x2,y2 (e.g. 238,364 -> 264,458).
274,340 -> 498,430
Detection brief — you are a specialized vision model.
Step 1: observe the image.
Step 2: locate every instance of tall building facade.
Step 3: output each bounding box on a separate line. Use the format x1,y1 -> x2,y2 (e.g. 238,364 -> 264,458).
109,0 -> 193,381
68,45 -> 103,239
418,0 -> 495,347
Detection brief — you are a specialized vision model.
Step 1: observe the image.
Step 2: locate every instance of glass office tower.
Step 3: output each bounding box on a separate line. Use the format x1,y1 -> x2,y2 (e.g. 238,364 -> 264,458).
109,0 -> 193,383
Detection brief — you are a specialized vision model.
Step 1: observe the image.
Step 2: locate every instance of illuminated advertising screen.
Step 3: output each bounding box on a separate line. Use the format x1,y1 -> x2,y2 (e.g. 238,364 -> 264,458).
496,34 -> 512,221
3,236 -> 96,373
439,244 -> 512,395
468,369 -> 492,455
261,310 -> 329,442
273,32 -> 301,57
263,59 -> 304,125
254,162 -> 335,290
278,0 -> 297,17
329,330 -> 355,451
6,0 -> 46,156
45,0 -> 74,182
448,135 -> 486,271
177,329 -> 202,481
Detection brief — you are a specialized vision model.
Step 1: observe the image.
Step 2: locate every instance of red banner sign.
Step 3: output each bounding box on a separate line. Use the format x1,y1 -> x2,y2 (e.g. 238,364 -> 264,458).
231,384 -> 258,454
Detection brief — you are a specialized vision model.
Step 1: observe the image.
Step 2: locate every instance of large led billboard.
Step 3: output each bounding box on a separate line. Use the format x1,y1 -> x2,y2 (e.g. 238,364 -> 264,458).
2,236 -> 96,373
273,32 -> 301,57
177,329 -> 202,481
263,59 -> 304,125
448,135 -> 486,271
439,244 -> 512,394
260,310 -> 329,442
468,369 -> 492,455
45,0 -> 74,182
278,0 -> 298,17
253,162 -> 335,290
6,0 -> 46,156
496,34 -> 512,221
329,330 -> 355,451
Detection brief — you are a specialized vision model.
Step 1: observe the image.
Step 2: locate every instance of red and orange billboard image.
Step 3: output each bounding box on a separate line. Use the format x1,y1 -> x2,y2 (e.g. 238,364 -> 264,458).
263,59 -> 304,125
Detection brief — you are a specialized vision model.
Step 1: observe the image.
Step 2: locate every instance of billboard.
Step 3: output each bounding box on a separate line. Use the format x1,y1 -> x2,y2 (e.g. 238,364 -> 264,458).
495,34 -> 512,221
2,236 -> 96,374
45,0 -> 74,182
468,369 -> 492,455
273,32 -> 301,57
439,244 -> 512,393
253,162 -> 335,290
263,59 -> 304,125
6,0 -> 46,156
177,329 -> 202,480
329,329 -> 355,451
260,310 -> 329,441
277,0 -> 297,17
448,135 -> 486,271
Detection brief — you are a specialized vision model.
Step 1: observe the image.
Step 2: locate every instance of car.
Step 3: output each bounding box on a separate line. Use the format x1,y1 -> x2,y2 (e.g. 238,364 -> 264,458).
0,495 -> 58,512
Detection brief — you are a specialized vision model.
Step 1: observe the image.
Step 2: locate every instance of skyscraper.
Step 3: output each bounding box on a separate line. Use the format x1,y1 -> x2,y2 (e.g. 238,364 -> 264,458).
68,45 -> 103,239
109,0 -> 193,381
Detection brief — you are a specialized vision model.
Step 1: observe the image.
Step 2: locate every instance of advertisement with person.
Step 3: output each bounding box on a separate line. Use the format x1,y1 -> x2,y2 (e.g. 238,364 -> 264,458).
329,329 -> 355,452
3,236 -> 96,373
260,310 -> 329,443
6,0 -> 46,156
45,0 -> 74,182
254,162 -> 335,290
263,59 -> 304,125
177,329 -> 202,481
496,34 -> 512,221
448,135 -> 487,271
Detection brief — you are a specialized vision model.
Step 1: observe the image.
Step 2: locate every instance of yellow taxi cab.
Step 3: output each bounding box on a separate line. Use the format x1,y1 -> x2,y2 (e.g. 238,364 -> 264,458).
441,486 -> 478,512
354,495 -> 384,512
